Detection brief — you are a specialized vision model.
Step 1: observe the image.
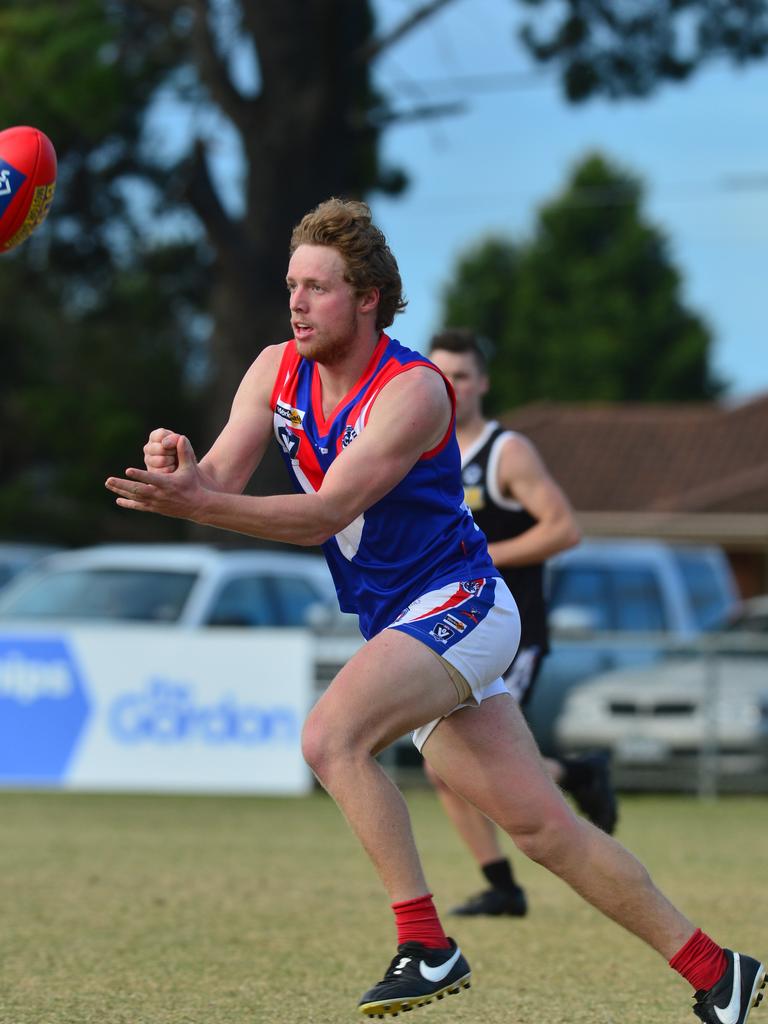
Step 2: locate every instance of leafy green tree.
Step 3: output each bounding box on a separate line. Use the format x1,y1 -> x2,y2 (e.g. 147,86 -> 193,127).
442,238 -> 520,354
0,0 -> 434,541
518,0 -> 768,101
0,1 -> 206,542
0,243 -> 206,544
441,153 -> 721,409
0,0 -> 758,541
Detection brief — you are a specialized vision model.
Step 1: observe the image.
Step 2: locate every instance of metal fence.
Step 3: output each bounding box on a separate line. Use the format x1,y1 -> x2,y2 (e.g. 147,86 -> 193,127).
535,627 -> 768,796
312,627 -> 768,795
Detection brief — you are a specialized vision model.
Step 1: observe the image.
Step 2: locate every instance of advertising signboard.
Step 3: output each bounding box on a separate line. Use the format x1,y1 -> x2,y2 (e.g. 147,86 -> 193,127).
0,626 -> 314,794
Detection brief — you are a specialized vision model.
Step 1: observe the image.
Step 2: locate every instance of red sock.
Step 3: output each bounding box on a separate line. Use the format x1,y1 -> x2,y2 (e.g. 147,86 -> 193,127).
392,893 -> 450,949
669,928 -> 728,991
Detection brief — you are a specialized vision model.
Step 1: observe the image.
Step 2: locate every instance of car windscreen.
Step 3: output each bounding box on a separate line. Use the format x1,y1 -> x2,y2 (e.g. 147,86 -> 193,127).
0,568 -> 197,623
548,564 -> 668,632
671,550 -> 732,630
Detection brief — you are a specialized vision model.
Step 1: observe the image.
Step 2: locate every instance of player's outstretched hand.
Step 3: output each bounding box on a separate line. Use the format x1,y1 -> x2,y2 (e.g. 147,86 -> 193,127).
144,427 -> 182,473
106,435 -> 206,522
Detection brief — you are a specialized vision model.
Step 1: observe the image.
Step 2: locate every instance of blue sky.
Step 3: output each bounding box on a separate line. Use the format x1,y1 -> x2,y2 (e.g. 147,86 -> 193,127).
368,0 -> 768,400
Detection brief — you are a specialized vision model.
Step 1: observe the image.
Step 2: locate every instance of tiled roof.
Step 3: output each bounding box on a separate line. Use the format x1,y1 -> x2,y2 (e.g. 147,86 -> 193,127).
501,393 -> 768,514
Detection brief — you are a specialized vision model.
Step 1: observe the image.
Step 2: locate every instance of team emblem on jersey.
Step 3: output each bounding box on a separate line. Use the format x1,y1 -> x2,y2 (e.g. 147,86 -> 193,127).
460,579 -> 484,596
462,464 -> 483,485
277,424 -> 300,459
463,485 -> 484,511
275,401 -> 305,428
444,613 -> 466,633
341,424 -> 358,448
429,622 -> 455,644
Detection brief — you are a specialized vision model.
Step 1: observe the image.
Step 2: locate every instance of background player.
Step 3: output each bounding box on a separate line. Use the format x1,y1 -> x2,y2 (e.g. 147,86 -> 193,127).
425,327 -> 617,918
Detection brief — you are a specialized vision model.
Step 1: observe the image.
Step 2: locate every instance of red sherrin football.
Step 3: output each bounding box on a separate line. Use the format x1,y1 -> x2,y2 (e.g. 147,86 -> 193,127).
0,126 -> 57,252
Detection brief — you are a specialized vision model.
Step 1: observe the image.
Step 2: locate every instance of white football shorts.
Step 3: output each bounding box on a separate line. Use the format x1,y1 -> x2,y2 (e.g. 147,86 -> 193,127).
386,575 -> 521,751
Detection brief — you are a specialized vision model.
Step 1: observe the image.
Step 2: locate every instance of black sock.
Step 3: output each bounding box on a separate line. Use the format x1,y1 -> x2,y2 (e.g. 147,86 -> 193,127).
559,756 -> 593,793
481,857 -> 517,892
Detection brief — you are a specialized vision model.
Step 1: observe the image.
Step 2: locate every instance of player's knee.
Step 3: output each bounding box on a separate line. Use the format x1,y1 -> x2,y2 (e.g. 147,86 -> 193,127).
300,711 -> 333,779
507,804 -> 579,867
301,709 -> 359,782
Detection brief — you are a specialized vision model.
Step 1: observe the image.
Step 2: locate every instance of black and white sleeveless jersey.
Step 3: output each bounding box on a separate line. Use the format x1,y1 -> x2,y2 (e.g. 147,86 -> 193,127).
461,421 -> 549,653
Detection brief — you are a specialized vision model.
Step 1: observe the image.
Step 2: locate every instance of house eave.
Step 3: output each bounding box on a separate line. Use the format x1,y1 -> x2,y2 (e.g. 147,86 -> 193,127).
576,511 -> 768,548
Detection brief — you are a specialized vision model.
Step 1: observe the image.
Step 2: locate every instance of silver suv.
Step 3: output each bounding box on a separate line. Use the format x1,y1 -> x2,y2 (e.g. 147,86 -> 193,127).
525,539 -> 740,754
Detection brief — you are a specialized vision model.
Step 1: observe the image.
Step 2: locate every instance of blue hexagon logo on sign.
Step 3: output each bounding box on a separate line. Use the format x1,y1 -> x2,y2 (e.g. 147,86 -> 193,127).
0,635 -> 90,782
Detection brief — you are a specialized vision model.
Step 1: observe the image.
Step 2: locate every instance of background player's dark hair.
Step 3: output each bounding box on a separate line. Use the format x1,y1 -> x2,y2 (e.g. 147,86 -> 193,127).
428,328 -> 495,374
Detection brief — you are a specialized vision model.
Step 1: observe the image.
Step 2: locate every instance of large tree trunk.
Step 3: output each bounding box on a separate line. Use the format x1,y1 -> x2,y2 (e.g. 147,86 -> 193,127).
185,0 -> 384,497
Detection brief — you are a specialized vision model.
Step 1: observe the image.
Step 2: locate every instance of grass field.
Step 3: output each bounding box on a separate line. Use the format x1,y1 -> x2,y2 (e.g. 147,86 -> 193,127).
0,789 -> 766,1024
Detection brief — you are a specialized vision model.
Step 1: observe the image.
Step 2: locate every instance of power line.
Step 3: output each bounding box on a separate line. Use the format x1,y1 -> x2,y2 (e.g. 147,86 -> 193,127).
721,175 -> 768,191
380,178 -> 768,213
385,69 -> 550,96
380,58 -> 768,99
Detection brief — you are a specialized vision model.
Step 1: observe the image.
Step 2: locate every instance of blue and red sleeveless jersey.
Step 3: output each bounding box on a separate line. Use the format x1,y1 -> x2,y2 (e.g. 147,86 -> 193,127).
269,333 -> 496,640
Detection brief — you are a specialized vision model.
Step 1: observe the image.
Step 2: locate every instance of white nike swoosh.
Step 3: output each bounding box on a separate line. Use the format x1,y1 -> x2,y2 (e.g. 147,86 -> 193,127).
715,953 -> 742,1024
419,946 -> 463,984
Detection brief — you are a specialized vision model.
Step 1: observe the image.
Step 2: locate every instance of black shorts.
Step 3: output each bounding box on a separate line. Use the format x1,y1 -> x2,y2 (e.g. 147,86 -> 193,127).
503,645 -> 545,707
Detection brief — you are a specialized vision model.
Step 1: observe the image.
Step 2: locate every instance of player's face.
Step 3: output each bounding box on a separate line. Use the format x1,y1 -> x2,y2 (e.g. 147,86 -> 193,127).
429,349 -> 488,427
287,245 -> 365,365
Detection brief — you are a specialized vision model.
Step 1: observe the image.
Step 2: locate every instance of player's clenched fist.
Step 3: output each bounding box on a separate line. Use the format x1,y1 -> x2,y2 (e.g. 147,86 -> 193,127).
144,427 -> 182,473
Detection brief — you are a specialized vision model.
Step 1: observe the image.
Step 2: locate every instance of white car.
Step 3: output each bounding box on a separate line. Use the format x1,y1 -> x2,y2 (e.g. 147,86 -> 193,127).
0,544 -> 355,631
0,542 -> 61,592
555,598 -> 768,790
725,595 -> 768,634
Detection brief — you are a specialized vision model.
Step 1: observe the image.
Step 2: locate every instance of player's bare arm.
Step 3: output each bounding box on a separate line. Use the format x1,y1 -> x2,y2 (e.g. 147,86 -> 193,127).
140,343 -> 287,491
308,365 -> 451,527
105,364 -> 451,546
487,434 -> 580,568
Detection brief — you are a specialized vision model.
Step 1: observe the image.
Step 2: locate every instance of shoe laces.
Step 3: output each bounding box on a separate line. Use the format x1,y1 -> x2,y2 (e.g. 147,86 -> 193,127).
378,944 -> 425,983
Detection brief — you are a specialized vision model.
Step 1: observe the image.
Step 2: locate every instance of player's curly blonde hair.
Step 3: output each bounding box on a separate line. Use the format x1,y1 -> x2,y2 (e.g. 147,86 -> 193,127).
290,198 -> 407,330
